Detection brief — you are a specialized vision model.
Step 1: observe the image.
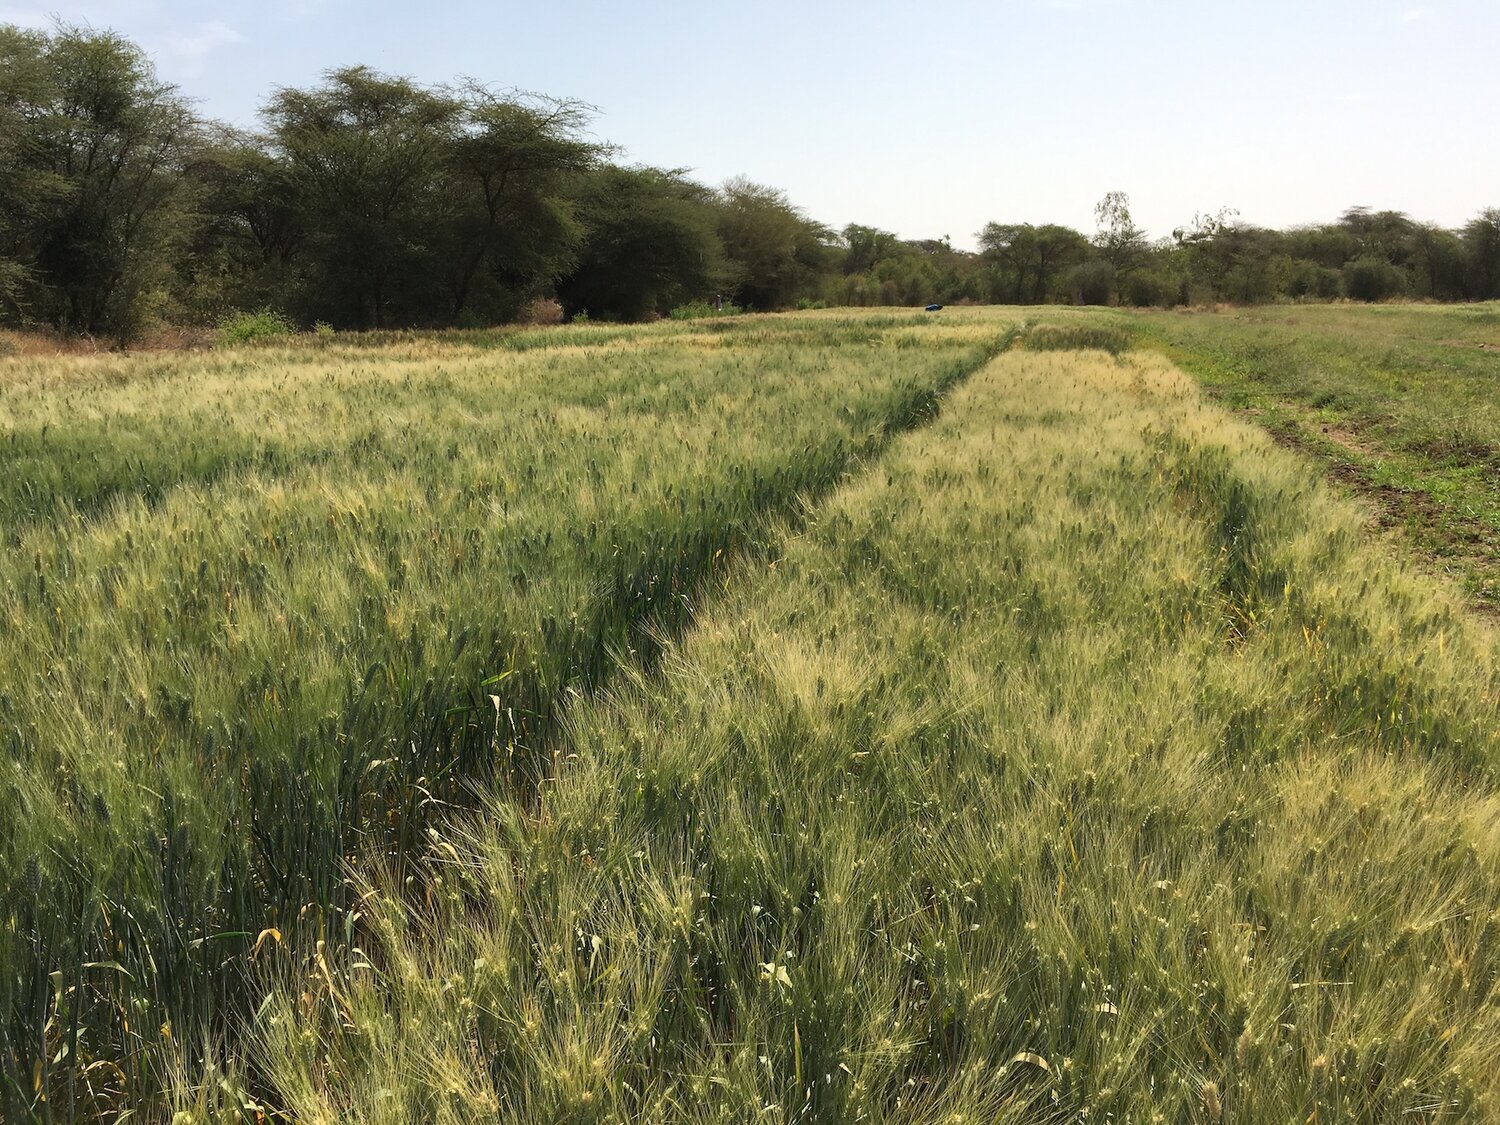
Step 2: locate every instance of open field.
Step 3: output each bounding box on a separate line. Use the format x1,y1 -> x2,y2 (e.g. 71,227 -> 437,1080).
1131,303 -> 1500,605
5,308 -> 1500,1121
0,312 -> 1015,1118
253,330 -> 1500,1124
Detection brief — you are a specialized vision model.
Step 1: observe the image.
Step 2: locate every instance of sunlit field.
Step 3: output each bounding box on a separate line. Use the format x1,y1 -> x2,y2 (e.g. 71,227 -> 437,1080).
5,309 -> 1500,1122
0,312 -> 1014,1118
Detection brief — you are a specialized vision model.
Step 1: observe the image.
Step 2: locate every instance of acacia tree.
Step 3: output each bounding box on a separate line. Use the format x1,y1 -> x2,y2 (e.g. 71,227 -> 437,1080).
1171,207 -> 1239,294
978,222 -> 1089,304
264,67 -> 462,328
559,166 -> 726,320
977,222 -> 1035,303
258,71 -> 599,327
175,132 -> 306,319
1463,209 -> 1500,299
716,177 -> 835,309
0,27 -> 59,319
0,24 -> 199,338
1092,191 -> 1147,301
1408,222 -> 1467,300
1338,206 -> 1417,266
841,224 -> 902,275
1031,224 -> 1090,303
205,142 -> 303,268
442,85 -> 599,321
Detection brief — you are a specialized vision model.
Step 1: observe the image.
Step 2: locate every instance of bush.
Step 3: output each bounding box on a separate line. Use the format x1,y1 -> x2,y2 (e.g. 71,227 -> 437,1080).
1285,260 -> 1343,300
217,308 -> 293,347
1065,260 -> 1116,305
519,298 -> 565,326
1343,257 -> 1407,302
1123,271 -> 1169,307
1025,322 -> 1130,356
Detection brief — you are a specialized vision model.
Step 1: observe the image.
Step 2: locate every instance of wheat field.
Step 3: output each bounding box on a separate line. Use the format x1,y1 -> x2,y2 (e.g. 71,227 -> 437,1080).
4,311 -> 1499,1122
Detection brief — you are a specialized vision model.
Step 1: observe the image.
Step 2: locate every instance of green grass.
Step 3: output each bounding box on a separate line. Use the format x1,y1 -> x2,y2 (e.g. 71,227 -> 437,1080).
256,346 -> 1500,1122
0,311 -> 1018,1119
1128,302 -> 1500,604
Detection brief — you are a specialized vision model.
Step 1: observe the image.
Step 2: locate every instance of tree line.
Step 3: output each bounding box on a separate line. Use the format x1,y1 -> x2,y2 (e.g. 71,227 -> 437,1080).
3,24 -> 1498,343
858,195 -> 1500,311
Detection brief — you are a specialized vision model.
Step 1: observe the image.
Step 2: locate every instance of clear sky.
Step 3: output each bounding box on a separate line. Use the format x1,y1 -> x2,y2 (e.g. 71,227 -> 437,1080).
4,0 -> 1497,249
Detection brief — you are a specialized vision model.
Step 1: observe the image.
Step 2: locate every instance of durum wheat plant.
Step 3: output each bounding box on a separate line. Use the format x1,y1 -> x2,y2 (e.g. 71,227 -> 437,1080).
6,308 -> 1500,1122
261,341 -> 1500,1122
0,312 -> 1012,1117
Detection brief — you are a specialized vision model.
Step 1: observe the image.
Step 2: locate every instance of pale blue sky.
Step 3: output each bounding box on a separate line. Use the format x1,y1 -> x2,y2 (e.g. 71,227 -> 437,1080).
4,1 -> 1497,248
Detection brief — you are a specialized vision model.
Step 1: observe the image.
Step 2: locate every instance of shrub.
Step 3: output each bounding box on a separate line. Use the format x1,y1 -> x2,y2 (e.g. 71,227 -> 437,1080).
1124,271 -> 1169,307
1066,260 -> 1116,305
519,298 -> 565,326
217,308 -> 293,347
1285,260 -> 1343,300
312,321 -> 335,338
1343,257 -> 1407,302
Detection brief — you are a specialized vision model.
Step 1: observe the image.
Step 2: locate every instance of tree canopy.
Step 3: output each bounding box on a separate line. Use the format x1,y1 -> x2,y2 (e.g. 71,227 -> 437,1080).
1,22 -> 1497,341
